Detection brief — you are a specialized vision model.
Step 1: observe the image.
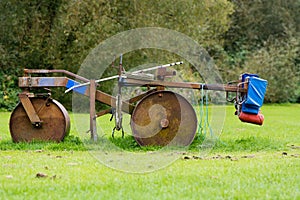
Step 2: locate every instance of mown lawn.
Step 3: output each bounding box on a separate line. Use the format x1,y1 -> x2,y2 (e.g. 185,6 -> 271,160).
0,104 -> 299,199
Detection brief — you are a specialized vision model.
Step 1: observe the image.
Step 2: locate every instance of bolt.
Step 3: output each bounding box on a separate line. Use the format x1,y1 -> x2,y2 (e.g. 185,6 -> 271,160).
160,119 -> 169,128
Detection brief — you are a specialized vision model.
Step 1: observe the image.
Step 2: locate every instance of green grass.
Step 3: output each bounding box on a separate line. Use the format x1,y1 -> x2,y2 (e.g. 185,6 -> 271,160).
0,104 -> 299,199
1,151 -> 299,199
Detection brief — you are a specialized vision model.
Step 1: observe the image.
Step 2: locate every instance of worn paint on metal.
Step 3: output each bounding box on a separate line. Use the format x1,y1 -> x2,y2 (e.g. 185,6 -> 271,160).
19,77 -> 68,87
18,93 -> 42,124
39,77 -> 55,87
130,90 -> 197,146
66,79 -> 87,95
10,97 -> 70,142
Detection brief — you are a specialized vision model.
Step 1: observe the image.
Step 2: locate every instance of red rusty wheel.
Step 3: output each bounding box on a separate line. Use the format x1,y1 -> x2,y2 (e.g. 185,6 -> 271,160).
9,97 -> 70,142
130,91 -> 197,146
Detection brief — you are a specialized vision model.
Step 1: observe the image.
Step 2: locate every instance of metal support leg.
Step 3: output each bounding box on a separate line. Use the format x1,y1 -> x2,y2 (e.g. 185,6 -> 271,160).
19,93 -> 42,127
89,79 -> 98,141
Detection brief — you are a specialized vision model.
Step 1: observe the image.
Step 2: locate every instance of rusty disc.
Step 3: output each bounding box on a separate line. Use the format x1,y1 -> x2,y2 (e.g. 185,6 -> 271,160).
130,91 -> 197,146
9,97 -> 70,142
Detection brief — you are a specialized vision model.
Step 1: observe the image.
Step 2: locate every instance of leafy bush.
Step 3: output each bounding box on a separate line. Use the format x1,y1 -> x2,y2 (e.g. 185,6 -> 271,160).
0,46 -> 21,111
243,38 -> 299,103
0,71 -> 21,111
1,0 -> 299,106
221,0 -> 300,102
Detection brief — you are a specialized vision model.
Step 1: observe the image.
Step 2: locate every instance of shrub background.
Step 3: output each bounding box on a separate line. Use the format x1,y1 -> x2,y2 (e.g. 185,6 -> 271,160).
1,0 -> 299,110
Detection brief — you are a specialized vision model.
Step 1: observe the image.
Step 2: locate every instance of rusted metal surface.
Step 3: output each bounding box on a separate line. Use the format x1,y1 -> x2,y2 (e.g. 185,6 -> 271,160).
19,77 -> 68,88
122,78 -> 248,93
18,76 -> 135,114
18,93 -> 42,125
14,68 -> 250,145
24,69 -> 89,82
156,67 -> 176,80
130,91 -> 197,146
96,108 -> 112,118
89,80 -> 98,141
10,97 -> 70,142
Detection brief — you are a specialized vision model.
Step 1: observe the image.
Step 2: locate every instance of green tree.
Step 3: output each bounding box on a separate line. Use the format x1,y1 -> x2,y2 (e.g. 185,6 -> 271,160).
222,0 -> 300,102
0,0 -> 63,110
1,0 -> 235,110
243,38 -> 299,102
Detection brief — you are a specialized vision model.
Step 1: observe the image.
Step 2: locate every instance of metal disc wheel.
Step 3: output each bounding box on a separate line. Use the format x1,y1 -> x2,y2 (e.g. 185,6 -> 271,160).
130,91 -> 197,146
9,97 -> 70,142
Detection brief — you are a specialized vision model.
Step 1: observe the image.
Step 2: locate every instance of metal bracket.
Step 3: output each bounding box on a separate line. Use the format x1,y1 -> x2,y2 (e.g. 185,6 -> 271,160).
156,67 -> 176,80
18,93 -> 42,127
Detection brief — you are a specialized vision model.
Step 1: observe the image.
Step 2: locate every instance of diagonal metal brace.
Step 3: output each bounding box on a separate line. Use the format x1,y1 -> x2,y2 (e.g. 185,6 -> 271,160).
18,93 -> 42,127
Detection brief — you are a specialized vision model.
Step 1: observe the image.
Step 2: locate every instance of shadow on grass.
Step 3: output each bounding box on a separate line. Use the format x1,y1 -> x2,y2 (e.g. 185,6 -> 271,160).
0,135 -> 86,151
0,134 -> 287,152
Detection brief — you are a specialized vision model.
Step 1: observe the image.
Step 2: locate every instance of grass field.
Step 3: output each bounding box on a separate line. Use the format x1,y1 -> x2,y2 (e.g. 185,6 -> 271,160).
0,104 -> 299,199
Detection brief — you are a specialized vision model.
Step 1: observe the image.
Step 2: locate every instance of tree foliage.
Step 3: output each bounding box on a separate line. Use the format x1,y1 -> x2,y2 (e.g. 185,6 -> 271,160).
0,0 -> 299,111
243,38 -> 299,102
223,0 -> 300,102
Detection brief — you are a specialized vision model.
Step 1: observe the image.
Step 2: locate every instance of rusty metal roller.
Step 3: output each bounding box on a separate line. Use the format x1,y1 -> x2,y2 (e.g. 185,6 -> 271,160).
9,97 -> 70,142
130,91 -> 197,146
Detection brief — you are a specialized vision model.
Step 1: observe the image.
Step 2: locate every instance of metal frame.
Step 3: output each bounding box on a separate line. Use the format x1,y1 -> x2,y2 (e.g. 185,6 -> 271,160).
17,66 -> 248,141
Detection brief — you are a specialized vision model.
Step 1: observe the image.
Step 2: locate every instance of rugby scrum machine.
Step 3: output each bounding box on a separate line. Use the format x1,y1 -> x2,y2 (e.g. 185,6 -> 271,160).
9,58 -> 268,146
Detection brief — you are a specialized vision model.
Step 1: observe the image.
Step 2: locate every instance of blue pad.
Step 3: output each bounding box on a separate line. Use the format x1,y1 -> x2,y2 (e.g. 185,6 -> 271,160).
241,73 -> 259,88
242,76 -> 268,114
66,79 -> 88,95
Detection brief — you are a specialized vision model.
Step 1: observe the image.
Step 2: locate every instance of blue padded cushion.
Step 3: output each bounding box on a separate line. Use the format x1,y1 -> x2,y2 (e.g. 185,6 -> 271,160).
241,73 -> 259,82
241,73 -> 259,88
242,77 -> 268,114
